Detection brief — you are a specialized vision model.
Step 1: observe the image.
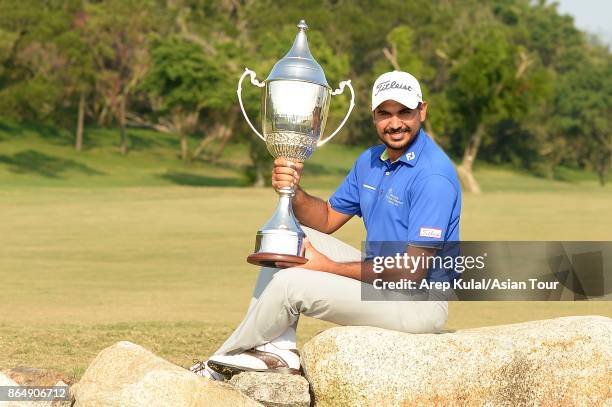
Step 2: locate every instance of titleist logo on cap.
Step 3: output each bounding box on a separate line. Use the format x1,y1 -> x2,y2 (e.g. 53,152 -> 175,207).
375,80 -> 412,96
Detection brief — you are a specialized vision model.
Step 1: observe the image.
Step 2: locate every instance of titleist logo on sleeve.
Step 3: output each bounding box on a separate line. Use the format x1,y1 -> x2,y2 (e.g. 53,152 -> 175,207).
375,80 -> 412,96
419,227 -> 442,239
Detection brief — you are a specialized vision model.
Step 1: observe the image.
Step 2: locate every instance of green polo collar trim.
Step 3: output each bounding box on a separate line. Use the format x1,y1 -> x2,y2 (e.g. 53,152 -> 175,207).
378,129 -> 427,167
379,148 -> 401,164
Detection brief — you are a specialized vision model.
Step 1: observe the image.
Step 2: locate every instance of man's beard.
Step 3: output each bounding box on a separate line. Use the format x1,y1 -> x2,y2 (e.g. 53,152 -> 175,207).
378,125 -> 419,151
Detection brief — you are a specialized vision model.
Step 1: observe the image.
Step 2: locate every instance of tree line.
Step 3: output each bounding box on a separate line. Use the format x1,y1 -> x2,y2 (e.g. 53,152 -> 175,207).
0,0 -> 610,189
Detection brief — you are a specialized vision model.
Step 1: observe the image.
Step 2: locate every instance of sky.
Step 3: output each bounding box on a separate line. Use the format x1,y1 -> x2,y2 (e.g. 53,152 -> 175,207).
554,0 -> 612,46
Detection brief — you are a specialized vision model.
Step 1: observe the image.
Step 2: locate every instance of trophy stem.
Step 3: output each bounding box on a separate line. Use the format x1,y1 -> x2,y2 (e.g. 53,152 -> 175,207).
246,185 -> 307,267
271,186 -> 303,236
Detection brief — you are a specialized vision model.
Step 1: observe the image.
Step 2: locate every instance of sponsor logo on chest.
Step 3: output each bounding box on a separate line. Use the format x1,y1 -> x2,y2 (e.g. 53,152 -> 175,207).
385,188 -> 404,207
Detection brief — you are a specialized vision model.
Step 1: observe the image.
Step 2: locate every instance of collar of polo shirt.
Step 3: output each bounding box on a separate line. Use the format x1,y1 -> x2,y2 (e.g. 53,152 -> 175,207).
378,128 -> 428,167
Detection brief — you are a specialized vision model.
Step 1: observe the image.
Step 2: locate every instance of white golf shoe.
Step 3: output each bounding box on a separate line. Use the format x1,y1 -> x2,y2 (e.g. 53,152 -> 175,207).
207,343 -> 301,379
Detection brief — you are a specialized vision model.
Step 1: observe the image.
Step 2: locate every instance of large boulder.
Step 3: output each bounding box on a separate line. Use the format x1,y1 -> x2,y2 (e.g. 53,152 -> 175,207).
229,371 -> 311,407
72,341 -> 261,407
301,316 -> 612,406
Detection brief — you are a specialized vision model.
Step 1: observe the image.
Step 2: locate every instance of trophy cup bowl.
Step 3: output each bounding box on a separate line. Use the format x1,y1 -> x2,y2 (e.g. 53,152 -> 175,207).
237,20 -> 355,267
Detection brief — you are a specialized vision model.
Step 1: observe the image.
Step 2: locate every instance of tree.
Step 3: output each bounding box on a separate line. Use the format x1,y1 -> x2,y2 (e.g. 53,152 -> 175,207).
556,48 -> 612,185
140,36 -> 234,161
439,2 -> 551,193
83,0 -> 158,155
53,8 -> 97,151
0,0 -> 74,122
0,0 -> 609,186
159,1 -> 244,163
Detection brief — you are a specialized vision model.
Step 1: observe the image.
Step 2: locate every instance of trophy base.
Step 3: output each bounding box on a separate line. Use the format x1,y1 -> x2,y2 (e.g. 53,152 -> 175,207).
247,252 -> 308,268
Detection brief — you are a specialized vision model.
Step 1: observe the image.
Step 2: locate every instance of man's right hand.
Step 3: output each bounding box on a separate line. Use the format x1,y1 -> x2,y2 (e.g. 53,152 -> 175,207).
271,158 -> 353,234
272,158 -> 304,190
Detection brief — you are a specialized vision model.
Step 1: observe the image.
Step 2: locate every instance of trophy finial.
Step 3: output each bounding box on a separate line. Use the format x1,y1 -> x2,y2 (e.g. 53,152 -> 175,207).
266,19 -> 329,88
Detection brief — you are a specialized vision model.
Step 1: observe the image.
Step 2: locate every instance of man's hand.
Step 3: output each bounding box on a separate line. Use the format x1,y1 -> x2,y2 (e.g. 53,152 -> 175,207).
272,241 -> 436,284
275,238 -> 335,271
299,238 -> 335,271
271,158 -> 352,234
272,158 -> 304,190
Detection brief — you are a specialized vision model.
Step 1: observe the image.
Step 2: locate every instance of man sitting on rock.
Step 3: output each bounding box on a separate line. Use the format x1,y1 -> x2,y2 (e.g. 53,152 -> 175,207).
191,71 -> 462,380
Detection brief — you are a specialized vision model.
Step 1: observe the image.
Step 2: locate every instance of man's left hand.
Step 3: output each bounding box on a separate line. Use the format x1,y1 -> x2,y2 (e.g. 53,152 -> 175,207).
275,238 -> 335,271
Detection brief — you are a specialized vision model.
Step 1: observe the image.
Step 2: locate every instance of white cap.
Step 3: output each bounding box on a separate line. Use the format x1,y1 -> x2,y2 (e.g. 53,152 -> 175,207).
371,71 -> 423,111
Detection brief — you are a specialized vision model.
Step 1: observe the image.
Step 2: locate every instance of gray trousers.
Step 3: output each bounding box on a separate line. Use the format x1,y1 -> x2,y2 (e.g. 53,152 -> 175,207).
214,226 -> 448,355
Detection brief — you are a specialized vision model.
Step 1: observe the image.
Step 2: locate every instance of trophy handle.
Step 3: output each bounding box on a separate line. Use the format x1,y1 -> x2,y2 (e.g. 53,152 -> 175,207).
237,68 -> 266,142
316,80 -> 355,147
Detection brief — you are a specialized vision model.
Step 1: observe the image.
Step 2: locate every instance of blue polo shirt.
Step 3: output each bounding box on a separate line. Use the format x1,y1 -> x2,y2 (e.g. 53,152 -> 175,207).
329,129 -> 461,281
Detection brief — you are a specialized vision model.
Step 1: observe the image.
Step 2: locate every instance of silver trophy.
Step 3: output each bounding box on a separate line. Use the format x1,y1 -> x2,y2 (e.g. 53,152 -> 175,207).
237,20 -> 355,267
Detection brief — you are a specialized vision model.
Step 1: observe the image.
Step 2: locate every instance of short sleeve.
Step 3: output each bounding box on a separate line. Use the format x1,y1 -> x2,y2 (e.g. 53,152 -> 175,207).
329,162 -> 362,217
408,174 -> 458,247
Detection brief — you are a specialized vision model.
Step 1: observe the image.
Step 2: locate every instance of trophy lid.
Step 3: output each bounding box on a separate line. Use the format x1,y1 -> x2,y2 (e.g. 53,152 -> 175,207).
266,20 -> 330,88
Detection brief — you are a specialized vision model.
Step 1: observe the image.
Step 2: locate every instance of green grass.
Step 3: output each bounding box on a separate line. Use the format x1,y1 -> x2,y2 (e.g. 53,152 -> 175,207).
1,120 -> 607,191
0,123 -> 247,188
0,121 -> 364,189
0,123 -> 610,381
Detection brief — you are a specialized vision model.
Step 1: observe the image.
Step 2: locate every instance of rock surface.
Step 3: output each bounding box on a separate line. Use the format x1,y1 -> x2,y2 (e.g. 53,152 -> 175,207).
0,372 -> 18,387
72,341 -> 262,407
301,316 -> 612,406
3,367 -> 75,386
0,374 -> 71,407
229,371 -> 311,407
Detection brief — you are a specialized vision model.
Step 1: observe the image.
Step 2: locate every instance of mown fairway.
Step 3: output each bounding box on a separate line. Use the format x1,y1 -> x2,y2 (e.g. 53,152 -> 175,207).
1,186 -> 611,379
0,127 -> 611,379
